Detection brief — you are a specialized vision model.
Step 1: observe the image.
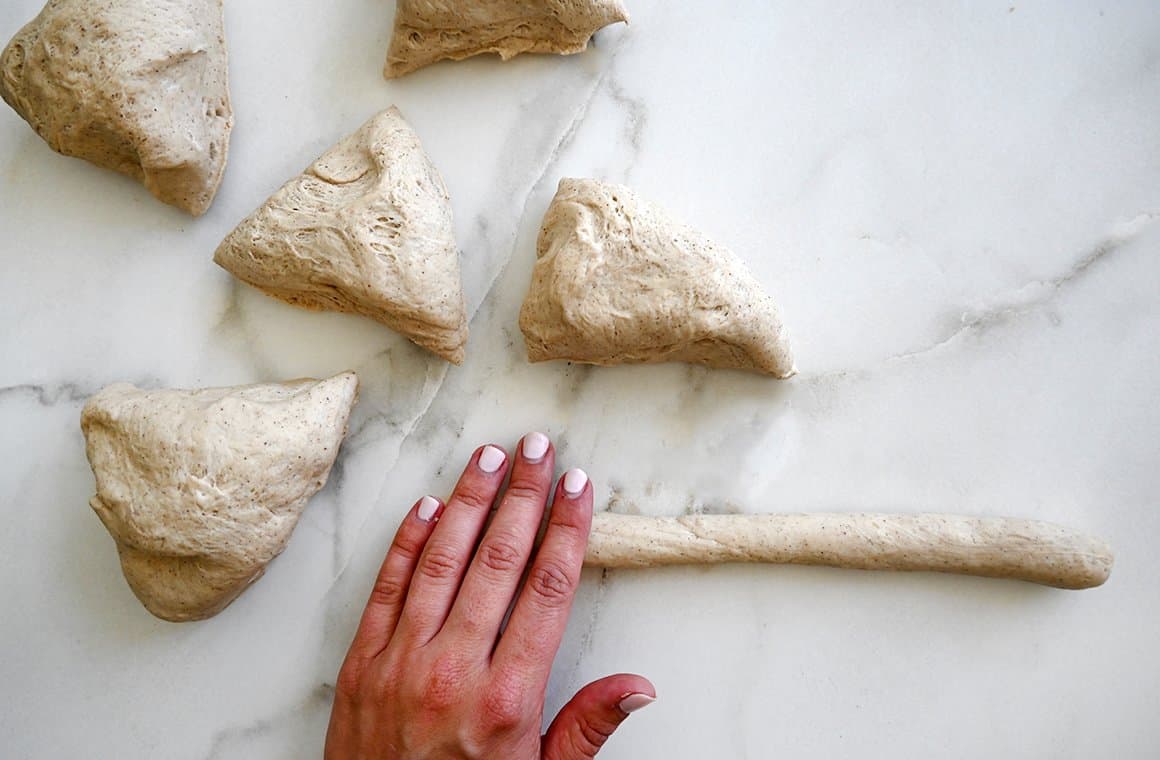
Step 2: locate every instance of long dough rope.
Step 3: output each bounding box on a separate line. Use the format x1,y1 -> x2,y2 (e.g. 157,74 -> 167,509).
584,513 -> 1114,590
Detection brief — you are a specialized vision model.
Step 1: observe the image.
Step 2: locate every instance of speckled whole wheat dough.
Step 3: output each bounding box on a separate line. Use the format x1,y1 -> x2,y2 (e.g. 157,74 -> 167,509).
585,513 -> 1114,590
519,178 -> 795,377
80,372 -> 358,622
214,107 -> 468,364
0,0 -> 233,216
386,0 -> 629,78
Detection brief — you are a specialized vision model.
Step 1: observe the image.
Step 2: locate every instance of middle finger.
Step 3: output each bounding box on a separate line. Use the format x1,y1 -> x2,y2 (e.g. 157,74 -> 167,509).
442,432 -> 555,646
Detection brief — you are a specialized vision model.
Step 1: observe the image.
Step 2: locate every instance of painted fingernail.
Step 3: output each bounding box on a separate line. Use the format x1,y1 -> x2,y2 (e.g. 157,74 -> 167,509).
416,495 -> 440,522
478,445 -> 506,473
618,693 -> 655,714
562,468 -> 588,497
522,432 -> 549,463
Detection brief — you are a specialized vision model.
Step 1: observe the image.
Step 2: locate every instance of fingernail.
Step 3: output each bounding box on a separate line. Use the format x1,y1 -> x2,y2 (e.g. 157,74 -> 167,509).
522,432 -> 549,463
416,495 -> 440,522
562,468 -> 588,496
618,693 -> 655,714
478,445 -> 506,473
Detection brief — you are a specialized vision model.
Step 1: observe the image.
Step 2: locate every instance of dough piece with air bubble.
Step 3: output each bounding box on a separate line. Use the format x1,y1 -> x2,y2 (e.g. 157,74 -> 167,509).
214,107 -> 468,364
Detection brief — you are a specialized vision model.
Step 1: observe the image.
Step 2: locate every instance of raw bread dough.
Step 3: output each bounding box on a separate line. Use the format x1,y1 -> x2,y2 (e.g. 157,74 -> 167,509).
214,107 -> 468,364
585,513 -> 1114,590
386,0 -> 629,78
519,178 -> 795,377
0,0 -> 233,216
80,372 -> 358,621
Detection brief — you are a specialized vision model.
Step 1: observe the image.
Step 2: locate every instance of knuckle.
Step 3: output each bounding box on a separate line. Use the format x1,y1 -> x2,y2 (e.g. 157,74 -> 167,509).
575,715 -> 615,754
527,561 -> 576,606
503,480 -> 545,505
454,485 -> 494,513
367,574 -> 407,609
418,654 -> 471,712
573,714 -> 617,756
417,544 -> 463,582
390,529 -> 423,563
476,535 -> 524,574
334,660 -> 365,701
480,679 -> 526,730
550,509 -> 589,536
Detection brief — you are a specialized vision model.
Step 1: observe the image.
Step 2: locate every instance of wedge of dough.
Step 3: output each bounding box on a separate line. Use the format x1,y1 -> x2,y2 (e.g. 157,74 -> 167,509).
386,0 -> 629,78
519,178 -> 795,377
214,107 -> 468,364
80,372 -> 358,622
0,0 -> 233,216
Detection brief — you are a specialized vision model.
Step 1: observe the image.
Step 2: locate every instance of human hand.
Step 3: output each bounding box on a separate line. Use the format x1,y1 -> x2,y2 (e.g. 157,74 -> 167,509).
325,433 -> 655,759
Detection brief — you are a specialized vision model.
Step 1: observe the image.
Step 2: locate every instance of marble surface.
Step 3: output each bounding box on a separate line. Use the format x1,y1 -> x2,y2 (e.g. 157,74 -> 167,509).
2,1 -> 1158,757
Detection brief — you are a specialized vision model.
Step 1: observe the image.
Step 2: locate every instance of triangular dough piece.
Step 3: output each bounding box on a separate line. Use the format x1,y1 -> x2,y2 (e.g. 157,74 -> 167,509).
0,0 -> 233,215
214,107 -> 468,364
80,372 -> 358,622
519,179 -> 796,378
385,0 -> 629,78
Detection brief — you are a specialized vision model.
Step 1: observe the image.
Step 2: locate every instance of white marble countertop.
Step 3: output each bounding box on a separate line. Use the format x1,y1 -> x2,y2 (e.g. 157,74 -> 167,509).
2,1 -> 1158,757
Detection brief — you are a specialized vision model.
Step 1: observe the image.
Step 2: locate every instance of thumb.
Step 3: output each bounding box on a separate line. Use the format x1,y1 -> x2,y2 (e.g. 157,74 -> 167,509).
541,673 -> 656,760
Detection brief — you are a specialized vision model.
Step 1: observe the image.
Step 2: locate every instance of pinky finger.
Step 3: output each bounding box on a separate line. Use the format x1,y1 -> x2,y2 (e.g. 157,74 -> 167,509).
344,496 -> 443,667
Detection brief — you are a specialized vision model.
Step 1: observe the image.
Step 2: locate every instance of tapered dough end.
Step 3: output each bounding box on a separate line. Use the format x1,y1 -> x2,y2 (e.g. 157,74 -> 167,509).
384,0 -> 630,79
407,319 -> 468,365
81,372 -> 359,621
518,178 -> 796,378
584,512 -> 1115,590
0,0 -> 233,216
444,337 -> 467,366
213,107 -> 469,365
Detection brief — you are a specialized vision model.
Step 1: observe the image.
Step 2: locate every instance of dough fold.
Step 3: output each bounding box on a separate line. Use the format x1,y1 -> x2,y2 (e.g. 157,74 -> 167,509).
80,372 -> 358,621
0,0 -> 233,215
214,107 -> 468,364
386,0 -> 629,78
519,178 -> 795,377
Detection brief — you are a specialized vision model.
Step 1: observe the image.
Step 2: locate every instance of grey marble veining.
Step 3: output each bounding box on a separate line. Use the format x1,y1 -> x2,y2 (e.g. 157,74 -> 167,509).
1,1 -> 1158,758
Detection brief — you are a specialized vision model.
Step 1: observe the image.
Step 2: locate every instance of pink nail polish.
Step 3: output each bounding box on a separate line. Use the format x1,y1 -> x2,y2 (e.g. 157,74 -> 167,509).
618,693 -> 655,714
416,496 -> 440,522
562,468 -> 588,496
478,445 -> 506,473
522,431 -> 550,462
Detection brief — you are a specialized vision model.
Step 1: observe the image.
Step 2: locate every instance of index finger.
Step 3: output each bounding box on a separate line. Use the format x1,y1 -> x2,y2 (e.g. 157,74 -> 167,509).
492,468 -> 592,684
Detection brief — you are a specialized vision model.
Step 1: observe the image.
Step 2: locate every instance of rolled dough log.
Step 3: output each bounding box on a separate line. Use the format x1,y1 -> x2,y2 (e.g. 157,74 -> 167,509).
584,513 -> 1113,589
385,0 -> 629,78
0,0 -> 233,215
81,372 -> 358,621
